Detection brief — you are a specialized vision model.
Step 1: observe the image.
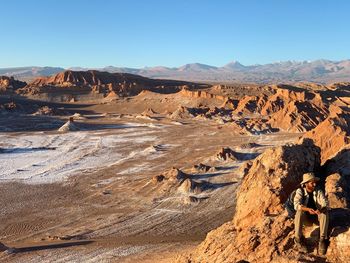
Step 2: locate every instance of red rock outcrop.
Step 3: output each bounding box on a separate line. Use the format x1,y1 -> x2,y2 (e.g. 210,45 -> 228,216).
322,148 -> 350,262
301,108 -> 350,163
268,100 -> 329,132
233,95 -> 263,114
179,88 -> 227,101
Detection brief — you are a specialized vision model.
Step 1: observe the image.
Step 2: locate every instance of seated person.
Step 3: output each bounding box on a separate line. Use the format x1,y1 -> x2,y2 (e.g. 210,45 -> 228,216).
294,172 -> 329,255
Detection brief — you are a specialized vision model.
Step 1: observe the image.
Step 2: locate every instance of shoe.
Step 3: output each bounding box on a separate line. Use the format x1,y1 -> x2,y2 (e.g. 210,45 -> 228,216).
294,237 -> 307,253
318,239 -> 327,255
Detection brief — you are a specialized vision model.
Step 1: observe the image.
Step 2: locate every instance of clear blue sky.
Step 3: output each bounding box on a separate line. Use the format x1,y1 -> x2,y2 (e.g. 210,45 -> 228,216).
1,0 -> 349,68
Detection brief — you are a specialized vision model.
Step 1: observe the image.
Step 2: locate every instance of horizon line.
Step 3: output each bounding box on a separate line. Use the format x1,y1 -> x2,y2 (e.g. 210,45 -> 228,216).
1,58 -> 350,70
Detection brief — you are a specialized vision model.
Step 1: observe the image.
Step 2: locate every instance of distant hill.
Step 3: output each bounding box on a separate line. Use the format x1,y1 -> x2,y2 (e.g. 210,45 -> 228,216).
15,70 -> 203,101
0,67 -> 64,82
1,59 -> 350,83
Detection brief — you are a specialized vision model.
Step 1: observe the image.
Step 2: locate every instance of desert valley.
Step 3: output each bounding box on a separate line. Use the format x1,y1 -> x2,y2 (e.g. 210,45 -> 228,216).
0,69 -> 349,262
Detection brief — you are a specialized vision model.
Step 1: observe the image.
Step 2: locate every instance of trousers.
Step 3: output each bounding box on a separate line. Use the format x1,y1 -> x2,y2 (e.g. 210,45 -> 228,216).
294,210 -> 329,239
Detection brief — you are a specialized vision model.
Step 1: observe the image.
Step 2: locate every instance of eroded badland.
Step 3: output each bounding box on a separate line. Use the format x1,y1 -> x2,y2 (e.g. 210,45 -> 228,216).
1,71 -> 350,262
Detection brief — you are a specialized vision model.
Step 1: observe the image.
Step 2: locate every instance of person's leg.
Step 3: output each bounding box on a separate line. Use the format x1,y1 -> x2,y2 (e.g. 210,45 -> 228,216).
294,210 -> 307,252
294,209 -> 305,240
318,210 -> 329,239
318,210 -> 329,255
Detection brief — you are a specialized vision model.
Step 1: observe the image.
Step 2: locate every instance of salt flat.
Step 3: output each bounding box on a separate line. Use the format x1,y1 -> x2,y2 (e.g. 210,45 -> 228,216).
0,124 -> 165,184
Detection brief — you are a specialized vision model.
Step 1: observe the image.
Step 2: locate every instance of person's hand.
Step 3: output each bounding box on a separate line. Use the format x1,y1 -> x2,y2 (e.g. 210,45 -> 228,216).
308,208 -> 318,215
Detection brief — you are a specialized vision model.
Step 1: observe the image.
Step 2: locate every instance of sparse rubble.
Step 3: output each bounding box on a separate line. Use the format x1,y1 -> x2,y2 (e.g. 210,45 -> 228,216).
32,106 -> 55,116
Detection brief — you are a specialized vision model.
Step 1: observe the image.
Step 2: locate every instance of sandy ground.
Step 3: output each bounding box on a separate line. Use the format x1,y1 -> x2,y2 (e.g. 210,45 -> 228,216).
0,94 -> 301,262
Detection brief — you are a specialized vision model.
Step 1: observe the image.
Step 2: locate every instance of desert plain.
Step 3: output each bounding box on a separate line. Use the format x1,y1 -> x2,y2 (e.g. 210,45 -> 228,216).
1,71 -> 350,262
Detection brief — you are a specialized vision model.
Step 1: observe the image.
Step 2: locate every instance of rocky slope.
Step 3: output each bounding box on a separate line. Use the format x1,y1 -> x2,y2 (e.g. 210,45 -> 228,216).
176,83 -> 338,133
301,107 -> 350,164
176,139 -> 323,262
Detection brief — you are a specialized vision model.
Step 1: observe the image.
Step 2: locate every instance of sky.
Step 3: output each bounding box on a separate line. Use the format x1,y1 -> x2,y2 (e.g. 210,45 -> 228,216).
1,0 -> 350,68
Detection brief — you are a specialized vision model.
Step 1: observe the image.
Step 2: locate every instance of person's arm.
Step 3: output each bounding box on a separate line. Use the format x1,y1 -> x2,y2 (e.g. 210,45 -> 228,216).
317,189 -> 329,213
299,205 -> 318,215
294,188 -> 318,214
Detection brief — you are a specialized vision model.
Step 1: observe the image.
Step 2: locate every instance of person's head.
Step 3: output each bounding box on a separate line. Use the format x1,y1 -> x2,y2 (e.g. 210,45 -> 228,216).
301,172 -> 320,192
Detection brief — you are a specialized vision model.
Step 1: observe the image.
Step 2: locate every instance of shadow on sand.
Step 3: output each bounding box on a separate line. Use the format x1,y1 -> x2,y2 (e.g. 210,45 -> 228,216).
11,240 -> 94,254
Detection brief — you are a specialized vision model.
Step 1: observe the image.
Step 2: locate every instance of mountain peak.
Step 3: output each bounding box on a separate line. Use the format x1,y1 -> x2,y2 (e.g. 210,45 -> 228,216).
223,60 -> 245,69
178,63 -> 218,71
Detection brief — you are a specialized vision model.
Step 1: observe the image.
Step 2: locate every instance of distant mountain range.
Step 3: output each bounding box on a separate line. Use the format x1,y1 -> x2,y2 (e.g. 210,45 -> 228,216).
1,59 -> 350,83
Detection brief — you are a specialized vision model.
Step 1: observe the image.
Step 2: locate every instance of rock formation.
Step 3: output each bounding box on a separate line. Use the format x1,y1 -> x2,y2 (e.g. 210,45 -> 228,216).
16,70 -> 200,101
58,118 -> 79,132
216,147 -> 238,161
152,167 -> 189,184
301,108 -> 350,164
0,76 -> 26,92
193,163 -> 212,172
267,100 -> 328,132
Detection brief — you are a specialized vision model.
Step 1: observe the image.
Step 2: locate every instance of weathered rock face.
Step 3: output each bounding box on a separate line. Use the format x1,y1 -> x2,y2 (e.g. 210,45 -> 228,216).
323,148 -> 350,207
179,88 -> 226,101
301,109 -> 350,164
327,227 -> 350,263
0,76 -> 26,92
177,139 -> 322,263
267,100 -> 328,132
180,85 -> 330,133
325,173 -> 348,209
